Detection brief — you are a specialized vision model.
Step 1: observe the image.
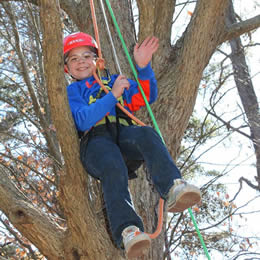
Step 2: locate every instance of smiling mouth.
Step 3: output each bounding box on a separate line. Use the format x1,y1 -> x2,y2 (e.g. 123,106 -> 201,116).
78,67 -> 89,71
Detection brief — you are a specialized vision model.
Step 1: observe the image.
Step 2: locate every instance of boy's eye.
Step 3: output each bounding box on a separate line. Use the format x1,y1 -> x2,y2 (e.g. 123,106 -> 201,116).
70,57 -> 78,62
66,52 -> 96,64
66,56 -> 79,63
83,53 -> 92,59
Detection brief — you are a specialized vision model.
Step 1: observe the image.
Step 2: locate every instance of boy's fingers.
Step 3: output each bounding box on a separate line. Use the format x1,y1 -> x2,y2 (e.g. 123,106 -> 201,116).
117,75 -> 127,81
148,37 -> 159,52
138,36 -> 159,51
142,36 -> 151,46
134,43 -> 139,50
148,37 -> 159,47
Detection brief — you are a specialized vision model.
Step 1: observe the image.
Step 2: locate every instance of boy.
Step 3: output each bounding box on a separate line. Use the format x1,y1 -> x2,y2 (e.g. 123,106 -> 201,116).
64,32 -> 201,259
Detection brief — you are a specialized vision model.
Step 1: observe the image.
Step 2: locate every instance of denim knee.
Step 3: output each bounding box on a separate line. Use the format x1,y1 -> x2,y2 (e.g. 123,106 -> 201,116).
135,126 -> 160,143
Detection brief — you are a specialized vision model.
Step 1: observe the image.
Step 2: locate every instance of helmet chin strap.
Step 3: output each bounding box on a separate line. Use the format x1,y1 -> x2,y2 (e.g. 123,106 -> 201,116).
69,73 -> 78,81
65,65 -> 79,81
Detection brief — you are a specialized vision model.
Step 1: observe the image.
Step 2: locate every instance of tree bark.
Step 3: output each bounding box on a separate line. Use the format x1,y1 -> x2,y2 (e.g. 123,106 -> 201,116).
0,167 -> 65,259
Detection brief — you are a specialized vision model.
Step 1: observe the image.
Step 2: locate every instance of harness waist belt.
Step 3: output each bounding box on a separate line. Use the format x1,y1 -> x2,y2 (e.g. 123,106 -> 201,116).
83,115 -> 136,137
95,115 -> 136,127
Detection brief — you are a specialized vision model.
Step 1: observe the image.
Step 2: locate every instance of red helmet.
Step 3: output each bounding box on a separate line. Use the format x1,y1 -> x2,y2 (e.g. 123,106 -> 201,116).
63,32 -> 98,55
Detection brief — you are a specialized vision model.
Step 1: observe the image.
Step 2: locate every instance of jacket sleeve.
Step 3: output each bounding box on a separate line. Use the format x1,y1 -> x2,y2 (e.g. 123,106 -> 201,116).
67,84 -> 118,132
122,63 -> 158,112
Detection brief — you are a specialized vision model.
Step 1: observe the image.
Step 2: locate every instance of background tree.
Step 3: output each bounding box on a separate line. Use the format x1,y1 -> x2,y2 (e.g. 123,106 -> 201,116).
227,1 -> 260,191
0,0 -> 259,259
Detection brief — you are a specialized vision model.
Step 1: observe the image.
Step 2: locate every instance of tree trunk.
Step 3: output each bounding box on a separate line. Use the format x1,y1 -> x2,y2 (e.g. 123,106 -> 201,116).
39,0 -> 124,259
227,1 -> 260,191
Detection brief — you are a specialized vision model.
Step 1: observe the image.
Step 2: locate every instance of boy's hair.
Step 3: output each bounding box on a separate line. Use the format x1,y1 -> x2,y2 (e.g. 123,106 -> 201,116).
86,46 -> 98,56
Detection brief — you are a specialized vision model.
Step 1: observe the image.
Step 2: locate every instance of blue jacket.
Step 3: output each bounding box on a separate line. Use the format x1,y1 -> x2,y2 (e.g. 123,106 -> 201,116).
67,63 -> 158,132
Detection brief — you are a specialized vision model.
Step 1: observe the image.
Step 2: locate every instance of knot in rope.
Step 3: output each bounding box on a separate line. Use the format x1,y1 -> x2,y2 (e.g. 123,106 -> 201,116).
96,58 -> 105,70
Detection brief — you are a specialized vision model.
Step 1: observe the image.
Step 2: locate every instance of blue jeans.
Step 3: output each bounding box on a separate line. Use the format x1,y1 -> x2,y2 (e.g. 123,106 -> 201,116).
80,125 -> 181,247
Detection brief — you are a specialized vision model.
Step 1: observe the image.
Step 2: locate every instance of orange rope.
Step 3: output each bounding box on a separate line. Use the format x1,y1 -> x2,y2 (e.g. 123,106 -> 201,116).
89,0 -> 164,240
135,198 -> 164,239
150,198 -> 164,239
89,0 -> 102,59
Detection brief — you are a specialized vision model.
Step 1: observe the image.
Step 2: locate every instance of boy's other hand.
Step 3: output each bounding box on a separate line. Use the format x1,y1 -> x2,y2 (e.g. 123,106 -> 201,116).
134,36 -> 159,68
111,75 -> 130,99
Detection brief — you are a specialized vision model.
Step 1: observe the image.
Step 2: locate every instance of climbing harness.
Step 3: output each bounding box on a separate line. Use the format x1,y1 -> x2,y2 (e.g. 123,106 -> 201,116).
89,0 -> 211,258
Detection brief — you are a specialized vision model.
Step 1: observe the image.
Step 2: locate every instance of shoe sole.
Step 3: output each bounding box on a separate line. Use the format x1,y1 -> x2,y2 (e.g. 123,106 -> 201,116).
125,233 -> 151,259
168,189 -> 201,213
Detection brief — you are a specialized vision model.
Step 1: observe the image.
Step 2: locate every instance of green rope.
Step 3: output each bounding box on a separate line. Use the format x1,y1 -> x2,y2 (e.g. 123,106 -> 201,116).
188,208 -> 211,259
104,0 -> 210,259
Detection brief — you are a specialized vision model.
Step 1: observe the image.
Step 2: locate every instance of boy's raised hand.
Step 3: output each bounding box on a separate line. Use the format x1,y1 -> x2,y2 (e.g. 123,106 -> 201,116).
134,36 -> 159,68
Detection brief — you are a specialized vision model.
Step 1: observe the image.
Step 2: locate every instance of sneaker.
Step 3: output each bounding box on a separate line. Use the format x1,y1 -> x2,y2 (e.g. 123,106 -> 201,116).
167,179 -> 201,213
122,225 -> 151,259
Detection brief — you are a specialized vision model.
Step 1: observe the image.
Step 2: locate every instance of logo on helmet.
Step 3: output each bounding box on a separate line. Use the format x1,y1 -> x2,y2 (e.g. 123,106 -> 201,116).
67,39 -> 84,46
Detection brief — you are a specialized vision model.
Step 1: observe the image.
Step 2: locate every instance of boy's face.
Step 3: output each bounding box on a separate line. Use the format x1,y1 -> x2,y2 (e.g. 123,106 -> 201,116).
65,46 -> 96,80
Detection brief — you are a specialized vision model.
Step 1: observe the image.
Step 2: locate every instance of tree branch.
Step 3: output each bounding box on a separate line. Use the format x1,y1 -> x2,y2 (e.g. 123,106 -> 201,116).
0,167 -> 65,259
239,177 -> 260,191
224,14 -> 260,42
1,216 -> 39,259
206,109 -> 253,140
1,1 -> 62,165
